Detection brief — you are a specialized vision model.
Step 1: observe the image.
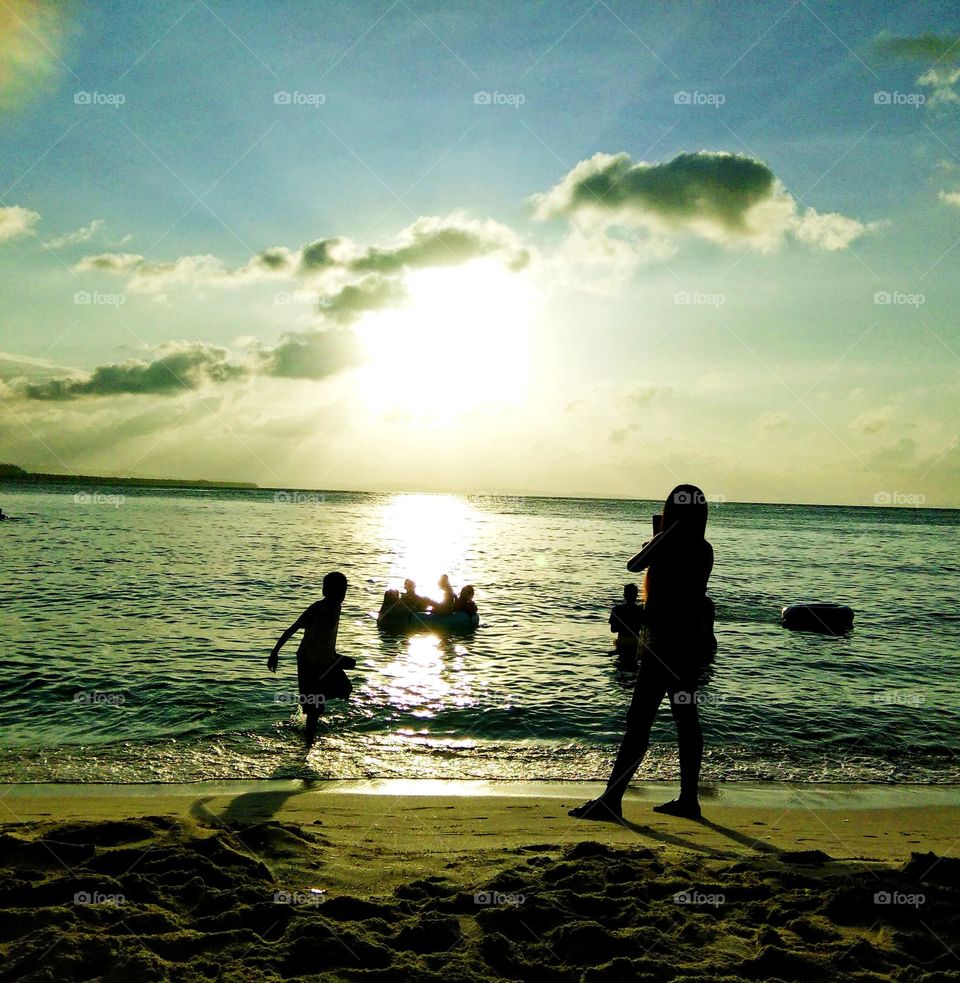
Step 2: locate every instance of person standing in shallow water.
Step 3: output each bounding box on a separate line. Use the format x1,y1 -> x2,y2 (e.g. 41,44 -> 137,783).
267,571 -> 355,749
570,484 -> 717,823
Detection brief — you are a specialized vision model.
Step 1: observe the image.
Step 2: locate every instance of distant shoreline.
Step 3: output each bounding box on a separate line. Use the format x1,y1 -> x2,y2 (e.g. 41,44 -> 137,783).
1,463 -> 957,509
0,463 -> 257,491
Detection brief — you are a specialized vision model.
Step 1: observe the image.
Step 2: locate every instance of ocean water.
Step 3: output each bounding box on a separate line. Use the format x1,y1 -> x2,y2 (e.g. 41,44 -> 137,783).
1,484 -> 958,785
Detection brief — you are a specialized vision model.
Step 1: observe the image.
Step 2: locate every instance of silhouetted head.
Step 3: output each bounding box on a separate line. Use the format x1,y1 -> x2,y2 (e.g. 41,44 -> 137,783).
404,578 -> 416,593
460,585 -> 475,601
322,571 -> 348,603
438,574 -> 451,590
624,583 -> 639,601
661,484 -> 709,540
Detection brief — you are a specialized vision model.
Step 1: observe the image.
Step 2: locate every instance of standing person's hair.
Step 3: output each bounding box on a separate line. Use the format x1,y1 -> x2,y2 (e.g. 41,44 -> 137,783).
642,485 -> 710,604
661,484 -> 708,539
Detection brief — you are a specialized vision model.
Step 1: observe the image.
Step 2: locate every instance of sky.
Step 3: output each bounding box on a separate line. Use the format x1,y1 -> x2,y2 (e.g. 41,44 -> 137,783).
1,0 -> 959,506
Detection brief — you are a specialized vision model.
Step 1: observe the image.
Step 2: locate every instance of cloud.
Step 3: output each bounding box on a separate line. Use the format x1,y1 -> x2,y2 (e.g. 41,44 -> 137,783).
753,410 -> 791,434
873,33 -> 960,106
627,383 -> 668,406
851,407 -> 893,434
0,351 -> 77,382
299,237 -> 342,271
44,219 -> 104,249
347,214 -> 530,275
531,151 -> 873,252
20,319 -> 368,399
0,1 -> 69,111
317,276 -> 407,324
73,252 -> 239,292
256,327 -> 363,380
24,342 -> 246,400
0,205 -> 39,242
940,190 -> 960,207
73,214 -> 530,299
792,209 -> 880,251
866,436 -> 917,468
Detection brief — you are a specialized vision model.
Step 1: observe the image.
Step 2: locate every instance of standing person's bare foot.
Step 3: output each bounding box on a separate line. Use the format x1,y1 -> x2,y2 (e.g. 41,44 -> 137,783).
652,798 -> 701,820
568,798 -> 623,823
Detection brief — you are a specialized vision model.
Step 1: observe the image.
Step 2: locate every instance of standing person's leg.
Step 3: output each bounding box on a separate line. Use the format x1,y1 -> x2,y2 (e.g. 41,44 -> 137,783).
569,663 -> 668,820
653,680 -> 703,819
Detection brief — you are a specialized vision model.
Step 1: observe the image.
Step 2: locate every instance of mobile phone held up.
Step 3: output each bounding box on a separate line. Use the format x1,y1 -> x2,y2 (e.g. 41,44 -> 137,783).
652,513 -> 662,536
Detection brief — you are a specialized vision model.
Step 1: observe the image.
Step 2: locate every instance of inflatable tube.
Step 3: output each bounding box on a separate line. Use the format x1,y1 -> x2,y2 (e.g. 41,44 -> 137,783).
781,603 -> 854,635
377,610 -> 480,633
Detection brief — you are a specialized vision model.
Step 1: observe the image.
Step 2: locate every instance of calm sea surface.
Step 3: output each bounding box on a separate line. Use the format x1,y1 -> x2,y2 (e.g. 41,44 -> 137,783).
1,485 -> 958,784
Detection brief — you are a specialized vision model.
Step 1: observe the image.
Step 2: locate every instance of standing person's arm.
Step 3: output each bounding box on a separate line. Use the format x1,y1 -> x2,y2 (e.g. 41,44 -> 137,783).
626,531 -> 667,572
267,610 -> 307,673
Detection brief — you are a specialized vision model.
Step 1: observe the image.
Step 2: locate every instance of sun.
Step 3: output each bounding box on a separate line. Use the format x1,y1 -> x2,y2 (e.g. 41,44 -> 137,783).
353,260 -> 537,424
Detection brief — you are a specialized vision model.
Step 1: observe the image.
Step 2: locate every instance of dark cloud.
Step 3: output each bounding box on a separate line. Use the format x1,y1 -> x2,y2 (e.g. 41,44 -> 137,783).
258,327 -> 363,381
317,276 -> 407,324
254,247 -> 294,271
533,151 -> 776,231
299,237 -> 341,271
24,343 -> 245,400
348,216 -> 529,275
533,151 -> 871,251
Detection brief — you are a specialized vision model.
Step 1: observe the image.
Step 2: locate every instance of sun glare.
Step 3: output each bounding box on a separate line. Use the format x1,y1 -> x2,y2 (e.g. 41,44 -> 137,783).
378,493 -> 477,590
354,260 -> 536,424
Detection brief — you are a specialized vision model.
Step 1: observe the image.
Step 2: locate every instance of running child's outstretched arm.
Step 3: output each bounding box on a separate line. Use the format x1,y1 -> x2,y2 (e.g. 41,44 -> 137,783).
267,612 -> 306,673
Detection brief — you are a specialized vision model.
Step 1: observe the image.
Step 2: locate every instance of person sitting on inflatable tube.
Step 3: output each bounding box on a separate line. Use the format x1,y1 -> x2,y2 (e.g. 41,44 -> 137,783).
433,574 -> 457,615
399,578 -> 429,613
453,584 -> 477,617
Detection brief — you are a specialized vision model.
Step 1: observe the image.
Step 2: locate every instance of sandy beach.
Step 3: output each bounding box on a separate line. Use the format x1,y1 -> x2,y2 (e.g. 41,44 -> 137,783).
2,781 -> 958,981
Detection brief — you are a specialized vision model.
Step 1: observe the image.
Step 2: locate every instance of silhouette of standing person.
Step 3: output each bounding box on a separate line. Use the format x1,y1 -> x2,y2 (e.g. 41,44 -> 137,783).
571,484 -> 716,822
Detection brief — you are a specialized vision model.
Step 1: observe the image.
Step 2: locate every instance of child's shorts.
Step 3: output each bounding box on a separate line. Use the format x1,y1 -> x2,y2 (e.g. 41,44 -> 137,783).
296,657 -> 353,711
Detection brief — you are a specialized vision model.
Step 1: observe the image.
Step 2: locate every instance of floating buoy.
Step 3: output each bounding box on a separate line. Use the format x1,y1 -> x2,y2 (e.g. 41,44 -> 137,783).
781,603 -> 854,635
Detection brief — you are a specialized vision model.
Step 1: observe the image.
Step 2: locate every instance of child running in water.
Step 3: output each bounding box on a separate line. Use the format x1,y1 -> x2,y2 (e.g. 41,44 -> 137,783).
267,571 -> 355,749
